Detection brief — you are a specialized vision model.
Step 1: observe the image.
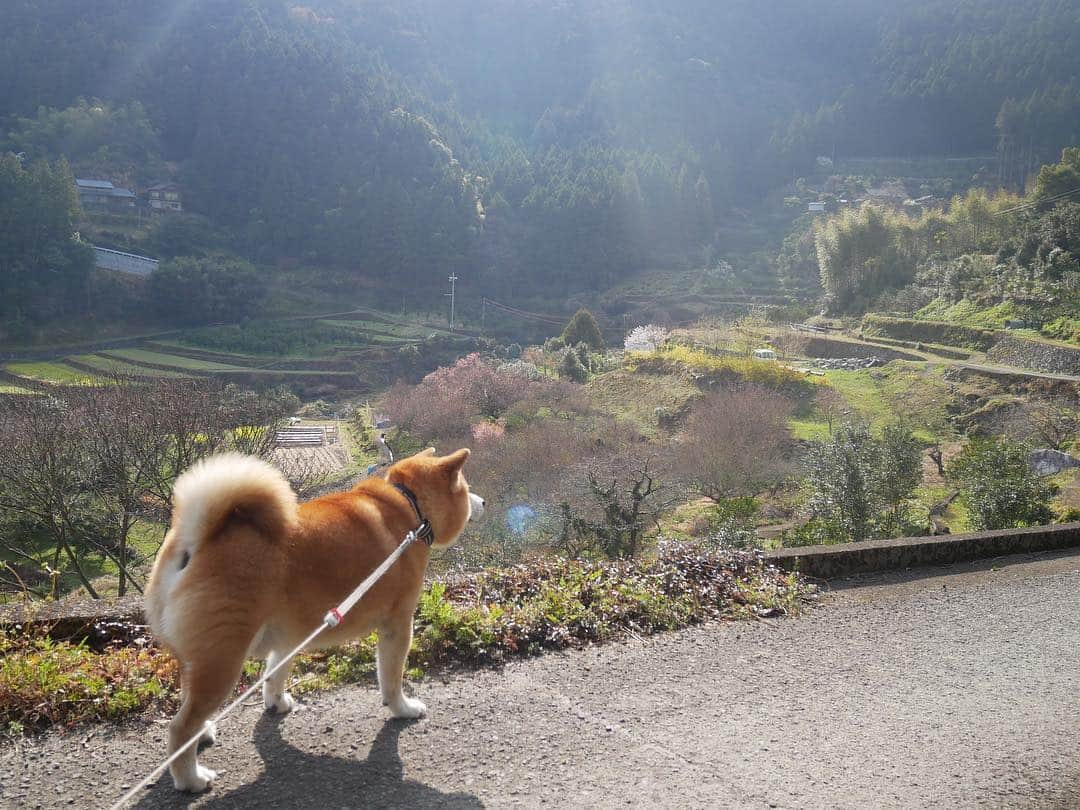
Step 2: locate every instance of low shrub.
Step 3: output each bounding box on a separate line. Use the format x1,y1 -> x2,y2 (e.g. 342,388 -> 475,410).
0,630 -> 178,730
419,541 -> 805,663
558,347 -> 589,382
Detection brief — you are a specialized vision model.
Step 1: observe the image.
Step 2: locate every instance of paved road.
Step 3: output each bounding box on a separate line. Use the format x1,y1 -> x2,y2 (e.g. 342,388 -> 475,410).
4,550 -> 1080,809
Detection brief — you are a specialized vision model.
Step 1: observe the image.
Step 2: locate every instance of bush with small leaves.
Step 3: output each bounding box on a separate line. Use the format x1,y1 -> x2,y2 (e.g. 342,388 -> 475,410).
558,347 -> 589,382
948,437 -> 1054,530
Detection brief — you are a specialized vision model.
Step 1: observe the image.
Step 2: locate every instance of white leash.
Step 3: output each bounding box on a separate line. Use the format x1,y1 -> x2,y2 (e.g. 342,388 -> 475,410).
108,529 -> 419,810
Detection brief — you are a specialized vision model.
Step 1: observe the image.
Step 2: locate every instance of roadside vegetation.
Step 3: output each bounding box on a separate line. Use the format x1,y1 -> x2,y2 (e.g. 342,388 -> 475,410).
1,544 -> 804,733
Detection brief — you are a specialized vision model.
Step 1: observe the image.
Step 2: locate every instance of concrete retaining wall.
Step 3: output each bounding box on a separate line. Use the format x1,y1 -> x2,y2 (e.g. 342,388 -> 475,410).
766,522 -> 1080,580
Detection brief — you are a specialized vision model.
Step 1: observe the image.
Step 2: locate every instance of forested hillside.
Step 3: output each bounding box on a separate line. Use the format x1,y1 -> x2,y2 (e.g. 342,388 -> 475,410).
2,0 -> 1079,318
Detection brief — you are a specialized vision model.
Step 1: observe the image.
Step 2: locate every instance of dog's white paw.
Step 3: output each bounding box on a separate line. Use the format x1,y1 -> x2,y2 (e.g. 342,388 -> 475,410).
389,696 -> 427,719
199,720 -> 217,745
172,763 -> 216,793
265,690 -> 296,715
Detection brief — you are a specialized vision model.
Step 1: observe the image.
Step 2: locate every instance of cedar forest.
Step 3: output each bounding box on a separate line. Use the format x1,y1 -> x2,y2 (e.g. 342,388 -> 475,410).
2,0 -> 1080,330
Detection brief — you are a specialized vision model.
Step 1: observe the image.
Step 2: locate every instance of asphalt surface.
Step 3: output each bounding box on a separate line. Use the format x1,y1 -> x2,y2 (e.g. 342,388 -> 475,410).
3,550 -> 1080,809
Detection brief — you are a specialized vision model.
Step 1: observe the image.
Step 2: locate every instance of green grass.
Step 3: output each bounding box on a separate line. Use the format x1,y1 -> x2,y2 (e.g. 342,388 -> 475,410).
912,483 -> 973,534
70,354 -> 190,378
788,415 -> 832,442
916,298 -> 1030,332
147,340 -> 261,360
4,362 -> 102,385
320,319 -> 430,339
788,363 -> 955,444
0,384 -> 35,395
0,517 -> 167,603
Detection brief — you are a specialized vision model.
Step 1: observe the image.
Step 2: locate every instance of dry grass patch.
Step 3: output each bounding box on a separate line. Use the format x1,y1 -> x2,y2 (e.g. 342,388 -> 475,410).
586,368 -> 699,435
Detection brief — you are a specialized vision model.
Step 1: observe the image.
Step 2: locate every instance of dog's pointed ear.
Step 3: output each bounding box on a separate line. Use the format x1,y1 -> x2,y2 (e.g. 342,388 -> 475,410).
440,448 -> 470,474
418,447 -> 437,458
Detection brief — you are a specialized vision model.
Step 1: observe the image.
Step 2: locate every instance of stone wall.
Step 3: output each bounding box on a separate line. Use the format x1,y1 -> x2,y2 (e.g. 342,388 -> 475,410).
803,336 -> 922,362
767,522 -> 1080,580
986,335 -> 1080,376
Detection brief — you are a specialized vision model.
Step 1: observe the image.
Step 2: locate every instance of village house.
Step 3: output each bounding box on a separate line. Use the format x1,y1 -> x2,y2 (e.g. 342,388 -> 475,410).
75,178 -> 137,211
147,182 -> 182,212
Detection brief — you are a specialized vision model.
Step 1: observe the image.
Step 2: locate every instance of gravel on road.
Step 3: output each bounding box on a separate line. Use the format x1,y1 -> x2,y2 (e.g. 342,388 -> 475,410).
3,550 -> 1079,809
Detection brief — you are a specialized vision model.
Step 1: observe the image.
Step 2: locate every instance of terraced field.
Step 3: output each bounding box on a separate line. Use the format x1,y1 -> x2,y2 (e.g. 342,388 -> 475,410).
319,318 -> 429,342
0,384 -> 34,395
1,308 -> 477,394
4,361 -> 101,385
102,347 -> 256,371
69,354 -> 189,377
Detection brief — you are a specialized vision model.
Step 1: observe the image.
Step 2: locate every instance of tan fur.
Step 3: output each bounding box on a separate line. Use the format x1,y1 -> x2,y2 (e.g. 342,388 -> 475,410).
144,447 -> 477,792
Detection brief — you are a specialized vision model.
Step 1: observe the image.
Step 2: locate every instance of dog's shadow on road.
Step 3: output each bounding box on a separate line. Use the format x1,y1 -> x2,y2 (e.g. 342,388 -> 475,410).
135,714 -> 484,809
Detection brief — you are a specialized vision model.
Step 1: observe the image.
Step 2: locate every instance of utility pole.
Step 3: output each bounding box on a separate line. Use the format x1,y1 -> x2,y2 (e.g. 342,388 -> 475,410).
481,296 -> 486,333
445,272 -> 458,329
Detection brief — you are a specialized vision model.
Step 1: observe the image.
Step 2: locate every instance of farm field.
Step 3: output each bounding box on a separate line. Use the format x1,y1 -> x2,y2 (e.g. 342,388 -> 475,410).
102,347 -> 257,371
0,309 -> 480,395
4,361 -> 101,385
69,354 -> 189,377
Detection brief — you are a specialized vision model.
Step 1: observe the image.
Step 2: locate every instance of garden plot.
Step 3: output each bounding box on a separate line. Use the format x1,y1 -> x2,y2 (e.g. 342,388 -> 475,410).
273,444 -> 350,480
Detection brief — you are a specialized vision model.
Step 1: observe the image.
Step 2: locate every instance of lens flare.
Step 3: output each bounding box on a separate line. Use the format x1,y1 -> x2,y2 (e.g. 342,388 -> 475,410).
505,504 -> 537,535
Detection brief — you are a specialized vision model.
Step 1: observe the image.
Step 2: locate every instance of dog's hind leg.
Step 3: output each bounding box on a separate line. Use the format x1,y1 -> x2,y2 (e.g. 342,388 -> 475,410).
262,648 -> 297,714
377,617 -> 426,718
168,650 -> 246,792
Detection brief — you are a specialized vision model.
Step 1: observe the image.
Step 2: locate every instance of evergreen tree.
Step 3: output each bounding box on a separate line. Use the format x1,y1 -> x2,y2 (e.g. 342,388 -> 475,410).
561,308 -> 605,351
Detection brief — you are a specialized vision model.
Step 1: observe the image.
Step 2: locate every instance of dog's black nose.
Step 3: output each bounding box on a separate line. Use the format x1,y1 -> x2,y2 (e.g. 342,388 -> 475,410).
481,499 -> 486,507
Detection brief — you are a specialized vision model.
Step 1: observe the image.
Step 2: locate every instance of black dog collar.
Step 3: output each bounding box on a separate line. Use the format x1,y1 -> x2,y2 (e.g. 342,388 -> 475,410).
391,482 -> 435,546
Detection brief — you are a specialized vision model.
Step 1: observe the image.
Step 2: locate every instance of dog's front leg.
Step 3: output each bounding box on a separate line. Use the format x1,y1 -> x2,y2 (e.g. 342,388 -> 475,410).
377,620 -> 426,718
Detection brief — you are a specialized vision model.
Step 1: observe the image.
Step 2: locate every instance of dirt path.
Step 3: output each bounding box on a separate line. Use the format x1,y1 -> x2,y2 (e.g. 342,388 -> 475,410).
4,550 -> 1080,809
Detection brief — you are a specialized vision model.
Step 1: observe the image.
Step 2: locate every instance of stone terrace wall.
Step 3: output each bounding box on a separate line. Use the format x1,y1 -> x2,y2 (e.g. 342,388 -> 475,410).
803,336 -> 922,362
987,335 -> 1080,377
767,522 -> 1080,580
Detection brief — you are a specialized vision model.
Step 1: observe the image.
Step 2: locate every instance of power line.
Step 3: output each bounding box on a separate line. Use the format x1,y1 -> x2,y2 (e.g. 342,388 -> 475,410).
482,297 -> 568,326
994,184 -> 1080,216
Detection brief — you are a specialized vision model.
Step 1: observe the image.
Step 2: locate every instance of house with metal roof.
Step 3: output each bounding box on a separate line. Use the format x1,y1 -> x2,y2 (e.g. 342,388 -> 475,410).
75,178 -> 137,210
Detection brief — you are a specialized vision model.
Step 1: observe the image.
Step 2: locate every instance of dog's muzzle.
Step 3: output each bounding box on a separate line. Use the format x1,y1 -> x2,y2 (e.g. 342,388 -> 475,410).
468,492 -> 485,521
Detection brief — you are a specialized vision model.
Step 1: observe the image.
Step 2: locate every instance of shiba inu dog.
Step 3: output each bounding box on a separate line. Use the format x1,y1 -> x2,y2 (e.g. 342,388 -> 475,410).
145,447 -> 483,792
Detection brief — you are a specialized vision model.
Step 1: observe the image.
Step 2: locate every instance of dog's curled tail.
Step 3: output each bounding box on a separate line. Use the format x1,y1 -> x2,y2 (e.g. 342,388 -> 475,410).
171,452 -> 299,550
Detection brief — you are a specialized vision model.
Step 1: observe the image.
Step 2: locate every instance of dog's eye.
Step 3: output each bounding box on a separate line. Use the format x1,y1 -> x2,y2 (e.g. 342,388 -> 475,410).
178,551 -> 190,571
